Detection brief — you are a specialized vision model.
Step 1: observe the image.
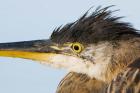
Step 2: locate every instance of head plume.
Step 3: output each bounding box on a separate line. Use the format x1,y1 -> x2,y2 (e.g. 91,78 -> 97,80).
51,6 -> 139,44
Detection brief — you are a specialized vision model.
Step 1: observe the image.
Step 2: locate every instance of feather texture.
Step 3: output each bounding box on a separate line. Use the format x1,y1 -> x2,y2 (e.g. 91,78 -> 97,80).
57,62 -> 140,93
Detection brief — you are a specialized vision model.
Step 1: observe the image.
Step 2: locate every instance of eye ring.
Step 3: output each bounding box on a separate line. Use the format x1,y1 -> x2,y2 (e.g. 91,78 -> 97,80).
71,42 -> 84,53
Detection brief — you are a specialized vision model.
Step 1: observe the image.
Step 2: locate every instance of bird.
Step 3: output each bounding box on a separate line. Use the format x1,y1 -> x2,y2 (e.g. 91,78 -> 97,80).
0,6 -> 139,93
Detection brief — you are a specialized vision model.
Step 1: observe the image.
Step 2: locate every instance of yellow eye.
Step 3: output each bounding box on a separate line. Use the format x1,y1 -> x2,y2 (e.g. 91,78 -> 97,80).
71,42 -> 84,53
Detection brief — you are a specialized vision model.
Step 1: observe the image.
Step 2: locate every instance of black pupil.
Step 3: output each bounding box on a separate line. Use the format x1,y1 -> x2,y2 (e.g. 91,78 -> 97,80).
74,45 -> 79,51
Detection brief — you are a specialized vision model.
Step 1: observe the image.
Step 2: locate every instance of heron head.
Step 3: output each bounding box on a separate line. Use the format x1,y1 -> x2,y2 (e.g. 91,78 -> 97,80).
0,6 -> 139,82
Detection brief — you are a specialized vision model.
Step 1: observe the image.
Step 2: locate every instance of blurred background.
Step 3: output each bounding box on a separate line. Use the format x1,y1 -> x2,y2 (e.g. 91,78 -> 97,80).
0,0 -> 139,93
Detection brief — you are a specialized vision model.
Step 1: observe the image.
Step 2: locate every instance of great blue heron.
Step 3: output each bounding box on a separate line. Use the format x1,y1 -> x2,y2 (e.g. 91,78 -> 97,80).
0,6 -> 139,93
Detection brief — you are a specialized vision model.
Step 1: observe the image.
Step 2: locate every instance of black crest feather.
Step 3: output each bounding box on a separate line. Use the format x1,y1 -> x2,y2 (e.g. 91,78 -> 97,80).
51,6 -> 139,44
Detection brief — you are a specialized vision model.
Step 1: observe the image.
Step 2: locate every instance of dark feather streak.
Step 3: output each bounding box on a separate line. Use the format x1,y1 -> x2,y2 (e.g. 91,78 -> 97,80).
51,6 -> 139,44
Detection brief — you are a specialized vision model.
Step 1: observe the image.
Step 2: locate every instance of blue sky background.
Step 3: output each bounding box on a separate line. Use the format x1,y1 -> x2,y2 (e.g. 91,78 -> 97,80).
0,0 -> 139,93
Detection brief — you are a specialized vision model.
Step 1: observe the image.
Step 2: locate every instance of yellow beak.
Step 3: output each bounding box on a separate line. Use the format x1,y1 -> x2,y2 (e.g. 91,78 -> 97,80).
0,50 -> 57,62
0,40 -> 59,62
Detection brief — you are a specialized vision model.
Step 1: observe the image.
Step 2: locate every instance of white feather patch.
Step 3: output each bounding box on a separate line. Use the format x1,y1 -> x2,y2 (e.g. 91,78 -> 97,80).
39,42 -> 112,82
